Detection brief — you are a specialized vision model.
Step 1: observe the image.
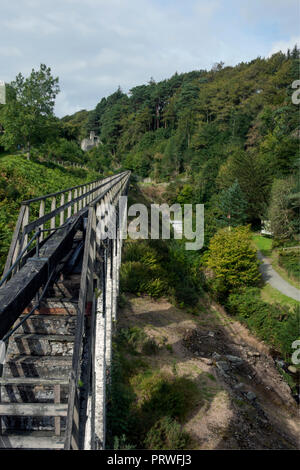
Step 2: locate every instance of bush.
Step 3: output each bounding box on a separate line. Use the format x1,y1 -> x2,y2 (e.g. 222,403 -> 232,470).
206,226 -> 261,298
144,417 -> 190,450
226,288 -> 300,360
278,250 -> 300,281
120,240 -> 200,306
137,373 -> 199,424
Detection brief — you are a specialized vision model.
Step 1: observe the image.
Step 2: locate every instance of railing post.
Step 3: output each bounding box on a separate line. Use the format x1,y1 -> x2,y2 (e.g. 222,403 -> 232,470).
50,197 -> 56,230
39,200 -> 45,242
3,205 -> 26,277
60,193 -> 65,226
74,189 -> 78,214
20,204 -> 30,255
78,187 -> 82,211
82,186 -> 86,208
67,190 -> 72,219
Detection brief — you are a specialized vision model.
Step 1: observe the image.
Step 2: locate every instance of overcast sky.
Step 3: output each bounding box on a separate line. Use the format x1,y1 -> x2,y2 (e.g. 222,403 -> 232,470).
0,0 -> 299,117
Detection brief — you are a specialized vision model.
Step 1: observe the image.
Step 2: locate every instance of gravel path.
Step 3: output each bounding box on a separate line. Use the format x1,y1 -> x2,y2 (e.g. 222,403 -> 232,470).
258,251 -> 300,302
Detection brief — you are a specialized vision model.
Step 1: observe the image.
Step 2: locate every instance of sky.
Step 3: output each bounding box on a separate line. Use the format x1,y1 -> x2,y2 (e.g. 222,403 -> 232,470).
0,0 -> 299,117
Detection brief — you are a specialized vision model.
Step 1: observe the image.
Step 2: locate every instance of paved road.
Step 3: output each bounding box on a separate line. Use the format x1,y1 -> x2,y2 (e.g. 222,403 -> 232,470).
258,251 -> 300,302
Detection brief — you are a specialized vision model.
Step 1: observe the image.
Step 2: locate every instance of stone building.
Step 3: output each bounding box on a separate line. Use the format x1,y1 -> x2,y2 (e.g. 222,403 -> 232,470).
81,131 -> 101,152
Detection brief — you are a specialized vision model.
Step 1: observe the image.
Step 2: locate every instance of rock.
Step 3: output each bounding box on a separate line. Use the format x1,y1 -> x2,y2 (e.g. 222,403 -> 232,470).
208,331 -> 215,337
225,355 -> 243,365
234,382 -> 245,391
216,361 -> 230,373
247,351 -> 260,357
288,365 -> 297,374
246,391 -> 257,401
212,352 -> 221,360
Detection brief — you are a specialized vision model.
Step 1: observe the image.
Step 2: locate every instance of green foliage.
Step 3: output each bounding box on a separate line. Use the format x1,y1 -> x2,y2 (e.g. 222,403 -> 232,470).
144,416 -> 190,450
120,240 -> 200,306
206,226 -> 261,297
138,373 -> 198,423
217,180 -> 248,227
0,64 -> 60,157
38,138 -> 84,164
113,435 -> 136,450
278,249 -> 300,282
226,288 -> 300,360
268,177 -> 299,241
0,154 -> 98,275
62,48 -> 299,206
106,328 -> 196,450
252,234 -> 273,256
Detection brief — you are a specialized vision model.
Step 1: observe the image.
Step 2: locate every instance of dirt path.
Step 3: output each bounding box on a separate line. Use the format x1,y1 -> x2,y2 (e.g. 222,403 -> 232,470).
118,294 -> 299,450
258,250 -> 300,301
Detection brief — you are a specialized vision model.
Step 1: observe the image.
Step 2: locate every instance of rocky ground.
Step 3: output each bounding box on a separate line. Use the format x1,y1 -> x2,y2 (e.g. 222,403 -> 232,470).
118,294 -> 299,450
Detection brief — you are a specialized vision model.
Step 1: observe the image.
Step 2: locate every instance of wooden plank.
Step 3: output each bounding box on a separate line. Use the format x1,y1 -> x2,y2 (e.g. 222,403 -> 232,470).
0,378 -> 69,386
21,205 -> 30,251
67,191 -> 72,218
0,434 -> 65,449
39,200 -> 45,242
3,205 -> 26,277
0,403 -> 68,416
60,193 -> 65,226
54,384 -> 61,436
50,197 -> 56,230
74,189 -> 78,214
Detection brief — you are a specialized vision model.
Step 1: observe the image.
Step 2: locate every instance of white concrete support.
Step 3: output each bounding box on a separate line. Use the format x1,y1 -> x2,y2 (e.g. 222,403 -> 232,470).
105,245 -> 113,367
112,238 -> 119,322
93,288 -> 106,450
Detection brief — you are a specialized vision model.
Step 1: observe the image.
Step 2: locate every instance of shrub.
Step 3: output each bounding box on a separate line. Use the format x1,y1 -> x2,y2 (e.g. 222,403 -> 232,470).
137,373 -> 199,424
144,417 -> 190,450
226,288 -> 300,360
278,250 -> 300,282
206,226 -> 261,298
120,239 -> 200,306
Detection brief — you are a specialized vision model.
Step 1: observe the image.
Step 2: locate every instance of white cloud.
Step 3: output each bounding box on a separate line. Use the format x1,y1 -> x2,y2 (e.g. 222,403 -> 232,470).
268,36 -> 300,56
0,0 -> 299,116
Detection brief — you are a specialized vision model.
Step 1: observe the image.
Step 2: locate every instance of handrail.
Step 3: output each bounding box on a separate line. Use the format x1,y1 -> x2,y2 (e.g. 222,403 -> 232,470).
22,172 -> 126,204
64,170 -> 130,450
0,222 -> 71,288
3,172 -> 128,281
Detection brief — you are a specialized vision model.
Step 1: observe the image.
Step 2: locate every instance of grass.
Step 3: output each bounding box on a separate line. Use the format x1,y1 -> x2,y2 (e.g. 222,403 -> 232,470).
261,284 -> 299,309
270,252 -> 300,289
107,326 -> 202,450
252,234 -> 273,256
0,154 -> 99,275
252,233 -> 299,289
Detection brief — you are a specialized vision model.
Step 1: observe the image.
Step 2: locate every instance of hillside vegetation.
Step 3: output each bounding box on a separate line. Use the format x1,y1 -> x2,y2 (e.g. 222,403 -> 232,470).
0,154 -> 99,274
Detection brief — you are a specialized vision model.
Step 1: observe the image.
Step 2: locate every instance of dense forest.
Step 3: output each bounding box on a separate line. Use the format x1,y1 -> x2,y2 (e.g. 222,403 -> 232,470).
59,47 -> 300,236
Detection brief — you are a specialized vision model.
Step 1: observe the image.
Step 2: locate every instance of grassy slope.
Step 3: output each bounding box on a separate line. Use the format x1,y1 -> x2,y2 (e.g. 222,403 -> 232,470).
0,154 -> 99,274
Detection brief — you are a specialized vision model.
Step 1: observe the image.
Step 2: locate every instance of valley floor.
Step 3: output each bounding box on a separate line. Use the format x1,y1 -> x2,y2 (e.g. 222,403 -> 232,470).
118,294 -> 299,450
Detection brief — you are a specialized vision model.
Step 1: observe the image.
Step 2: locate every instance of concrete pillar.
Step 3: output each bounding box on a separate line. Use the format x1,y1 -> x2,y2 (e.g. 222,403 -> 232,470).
93,281 -> 106,450
112,238 -> 119,323
105,242 -> 113,368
